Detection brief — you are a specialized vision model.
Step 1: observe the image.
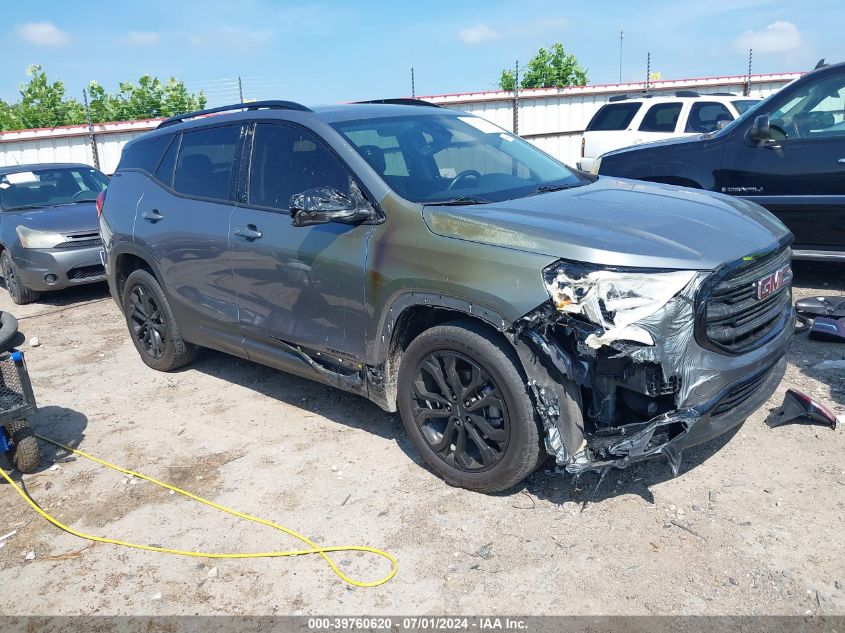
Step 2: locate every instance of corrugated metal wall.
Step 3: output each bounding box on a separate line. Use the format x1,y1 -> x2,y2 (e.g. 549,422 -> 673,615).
0,73 -> 799,173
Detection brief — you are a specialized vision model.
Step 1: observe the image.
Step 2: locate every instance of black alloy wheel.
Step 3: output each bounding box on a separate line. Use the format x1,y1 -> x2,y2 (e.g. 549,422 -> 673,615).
410,350 -> 510,472
128,283 -> 167,359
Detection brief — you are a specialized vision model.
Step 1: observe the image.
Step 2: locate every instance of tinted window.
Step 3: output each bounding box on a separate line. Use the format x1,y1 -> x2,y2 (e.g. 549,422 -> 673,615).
173,125 -> 241,201
248,123 -> 351,211
119,134 -> 172,173
639,103 -> 682,132
768,74 -> 845,139
685,102 -> 733,133
586,103 -> 642,131
154,135 -> 178,186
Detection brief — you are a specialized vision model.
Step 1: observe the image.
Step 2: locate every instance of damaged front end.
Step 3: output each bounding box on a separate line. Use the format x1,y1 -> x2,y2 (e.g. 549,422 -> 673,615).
511,251 -> 793,476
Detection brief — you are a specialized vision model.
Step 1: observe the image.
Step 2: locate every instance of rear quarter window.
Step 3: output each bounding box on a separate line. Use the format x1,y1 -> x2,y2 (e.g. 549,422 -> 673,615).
117,134 -> 173,174
586,103 -> 642,131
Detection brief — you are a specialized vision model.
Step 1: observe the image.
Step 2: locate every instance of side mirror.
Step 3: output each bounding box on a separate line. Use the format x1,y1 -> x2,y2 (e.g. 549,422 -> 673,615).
289,186 -> 377,228
748,114 -> 771,143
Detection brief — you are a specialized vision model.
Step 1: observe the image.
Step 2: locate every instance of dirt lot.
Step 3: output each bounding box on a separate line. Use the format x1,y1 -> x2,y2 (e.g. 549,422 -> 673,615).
0,262 -> 843,616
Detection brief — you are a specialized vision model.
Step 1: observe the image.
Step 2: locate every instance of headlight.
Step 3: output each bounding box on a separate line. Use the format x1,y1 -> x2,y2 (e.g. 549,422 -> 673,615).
543,260 -> 697,348
16,226 -> 65,249
590,156 -> 602,175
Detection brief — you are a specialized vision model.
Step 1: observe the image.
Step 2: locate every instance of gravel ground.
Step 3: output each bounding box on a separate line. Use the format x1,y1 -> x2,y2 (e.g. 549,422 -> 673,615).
0,261 -> 842,616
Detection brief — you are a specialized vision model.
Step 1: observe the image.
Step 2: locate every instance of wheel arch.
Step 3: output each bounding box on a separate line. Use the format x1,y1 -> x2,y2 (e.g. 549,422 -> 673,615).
368,293 -> 520,412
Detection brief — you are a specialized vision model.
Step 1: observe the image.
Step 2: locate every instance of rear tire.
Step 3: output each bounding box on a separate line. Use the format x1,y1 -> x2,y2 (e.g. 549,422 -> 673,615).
122,269 -> 197,371
1,251 -> 39,305
5,419 -> 39,474
397,320 -> 543,493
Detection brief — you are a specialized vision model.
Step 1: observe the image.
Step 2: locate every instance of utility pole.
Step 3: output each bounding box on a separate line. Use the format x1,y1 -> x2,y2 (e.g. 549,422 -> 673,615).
81,88 -> 100,170
512,59 -> 519,135
744,49 -> 753,96
238,76 -> 244,103
411,67 -> 415,98
618,29 -> 624,83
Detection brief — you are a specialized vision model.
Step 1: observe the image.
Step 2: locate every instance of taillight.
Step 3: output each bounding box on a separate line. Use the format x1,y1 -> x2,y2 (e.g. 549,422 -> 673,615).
581,137 -> 585,158
96,190 -> 106,218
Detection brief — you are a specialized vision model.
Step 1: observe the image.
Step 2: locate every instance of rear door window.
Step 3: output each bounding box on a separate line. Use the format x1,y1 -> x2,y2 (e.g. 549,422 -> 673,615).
685,102 -> 733,133
173,125 -> 241,201
586,103 -> 642,131
639,103 -> 683,132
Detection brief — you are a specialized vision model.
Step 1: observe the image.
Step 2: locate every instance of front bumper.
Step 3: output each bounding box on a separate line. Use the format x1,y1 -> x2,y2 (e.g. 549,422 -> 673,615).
12,246 -> 106,291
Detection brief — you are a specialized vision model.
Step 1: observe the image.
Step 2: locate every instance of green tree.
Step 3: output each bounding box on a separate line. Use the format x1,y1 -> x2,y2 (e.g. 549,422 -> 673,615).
12,65 -> 85,129
499,43 -> 588,90
0,66 -> 206,131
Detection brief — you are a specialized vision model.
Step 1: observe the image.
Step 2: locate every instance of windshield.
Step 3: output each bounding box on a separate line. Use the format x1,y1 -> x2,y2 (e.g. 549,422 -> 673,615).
331,113 -> 587,204
0,167 -> 108,211
731,99 -> 759,114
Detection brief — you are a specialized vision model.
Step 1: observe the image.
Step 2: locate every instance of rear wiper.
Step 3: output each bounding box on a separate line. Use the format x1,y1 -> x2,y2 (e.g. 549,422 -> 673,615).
427,196 -> 491,206
2,204 -> 48,212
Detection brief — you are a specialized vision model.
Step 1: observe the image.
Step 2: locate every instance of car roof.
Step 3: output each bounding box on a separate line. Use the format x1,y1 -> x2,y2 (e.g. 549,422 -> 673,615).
140,102 -> 457,139
606,95 -> 757,105
0,162 -> 95,175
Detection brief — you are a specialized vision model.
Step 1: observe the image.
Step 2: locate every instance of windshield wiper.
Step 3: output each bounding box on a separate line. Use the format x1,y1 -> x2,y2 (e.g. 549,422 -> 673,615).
527,183 -> 584,196
427,195 -> 491,206
54,199 -> 97,206
2,204 -> 48,212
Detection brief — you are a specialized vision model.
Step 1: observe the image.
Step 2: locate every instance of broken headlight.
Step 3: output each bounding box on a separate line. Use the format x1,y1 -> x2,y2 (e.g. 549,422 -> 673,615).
542,260 -> 697,348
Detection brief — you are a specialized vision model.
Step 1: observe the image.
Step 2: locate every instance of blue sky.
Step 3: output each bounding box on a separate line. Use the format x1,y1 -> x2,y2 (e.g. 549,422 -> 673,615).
2,0 -> 843,106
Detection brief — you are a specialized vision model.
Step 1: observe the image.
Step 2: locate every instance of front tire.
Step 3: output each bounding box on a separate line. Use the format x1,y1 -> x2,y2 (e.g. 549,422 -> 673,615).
397,320 -> 544,493
122,269 -> 197,371
1,251 -> 39,305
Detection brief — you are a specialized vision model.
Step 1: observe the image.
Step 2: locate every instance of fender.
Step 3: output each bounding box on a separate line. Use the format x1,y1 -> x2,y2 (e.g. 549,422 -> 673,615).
367,290 -> 512,367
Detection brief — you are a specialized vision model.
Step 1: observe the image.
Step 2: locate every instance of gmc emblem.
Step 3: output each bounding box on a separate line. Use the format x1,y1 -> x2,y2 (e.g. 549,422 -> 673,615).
756,265 -> 792,301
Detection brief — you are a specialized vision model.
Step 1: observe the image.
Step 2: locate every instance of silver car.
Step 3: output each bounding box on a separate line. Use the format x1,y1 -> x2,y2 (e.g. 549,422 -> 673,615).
0,163 -> 108,304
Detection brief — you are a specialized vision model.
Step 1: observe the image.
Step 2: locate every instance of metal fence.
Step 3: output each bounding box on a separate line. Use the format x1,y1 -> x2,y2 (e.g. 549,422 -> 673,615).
0,72 -> 801,174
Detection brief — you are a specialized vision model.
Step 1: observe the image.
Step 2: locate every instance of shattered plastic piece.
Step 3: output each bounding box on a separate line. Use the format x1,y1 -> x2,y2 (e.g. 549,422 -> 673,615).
809,317 -> 845,343
768,389 -> 838,430
795,296 -> 845,319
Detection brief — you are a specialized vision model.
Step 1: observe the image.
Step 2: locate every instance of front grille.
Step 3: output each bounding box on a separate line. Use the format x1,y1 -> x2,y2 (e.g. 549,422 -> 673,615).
712,364 -> 776,416
67,264 -> 105,280
702,247 -> 792,354
0,352 -> 37,424
54,237 -> 102,249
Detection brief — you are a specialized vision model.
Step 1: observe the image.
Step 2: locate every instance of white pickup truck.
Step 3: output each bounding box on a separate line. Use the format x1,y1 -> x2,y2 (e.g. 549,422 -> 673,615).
577,92 -> 758,172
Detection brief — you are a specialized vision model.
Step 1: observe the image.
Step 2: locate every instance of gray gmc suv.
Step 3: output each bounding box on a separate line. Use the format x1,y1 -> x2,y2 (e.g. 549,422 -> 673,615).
101,99 -> 793,492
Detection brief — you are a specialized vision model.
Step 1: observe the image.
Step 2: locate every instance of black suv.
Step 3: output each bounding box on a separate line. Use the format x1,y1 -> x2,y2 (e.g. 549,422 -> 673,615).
101,100 -> 792,492
597,61 -> 845,262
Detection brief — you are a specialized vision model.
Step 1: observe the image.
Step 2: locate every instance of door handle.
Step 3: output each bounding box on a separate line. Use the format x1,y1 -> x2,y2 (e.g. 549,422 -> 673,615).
141,209 -> 164,222
233,225 -> 262,240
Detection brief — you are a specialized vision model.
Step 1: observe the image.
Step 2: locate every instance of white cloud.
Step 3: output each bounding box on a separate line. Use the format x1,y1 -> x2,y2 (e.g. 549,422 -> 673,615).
735,21 -> 801,54
15,22 -> 70,47
122,31 -> 161,46
459,24 -> 497,45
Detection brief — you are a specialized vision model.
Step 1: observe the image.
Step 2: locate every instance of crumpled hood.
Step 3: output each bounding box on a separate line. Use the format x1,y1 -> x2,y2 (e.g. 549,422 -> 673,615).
422,178 -> 791,270
5,202 -> 99,234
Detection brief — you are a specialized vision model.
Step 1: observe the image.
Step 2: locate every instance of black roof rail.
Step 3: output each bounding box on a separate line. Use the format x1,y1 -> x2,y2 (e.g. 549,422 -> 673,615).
157,100 -> 312,129
608,92 -> 659,102
674,90 -> 700,97
608,94 -> 629,102
354,98 -> 441,108
711,92 -> 737,96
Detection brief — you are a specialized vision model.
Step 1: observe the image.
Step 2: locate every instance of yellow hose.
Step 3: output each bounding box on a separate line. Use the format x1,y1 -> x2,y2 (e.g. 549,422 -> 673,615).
0,433 -> 397,587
